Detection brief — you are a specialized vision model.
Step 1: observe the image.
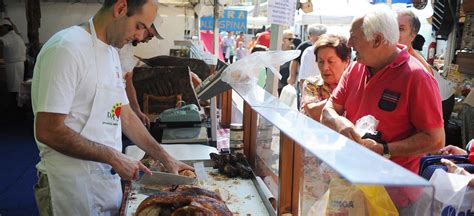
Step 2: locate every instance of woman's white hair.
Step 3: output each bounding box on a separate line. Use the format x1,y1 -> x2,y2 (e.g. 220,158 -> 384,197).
358,4 -> 399,45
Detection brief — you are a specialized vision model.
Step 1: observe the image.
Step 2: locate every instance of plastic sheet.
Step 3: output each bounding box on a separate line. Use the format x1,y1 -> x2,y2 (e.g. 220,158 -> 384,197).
221,50 -> 300,85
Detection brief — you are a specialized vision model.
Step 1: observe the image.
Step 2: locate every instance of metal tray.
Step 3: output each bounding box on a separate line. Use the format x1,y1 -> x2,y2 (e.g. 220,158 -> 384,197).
120,159 -> 276,216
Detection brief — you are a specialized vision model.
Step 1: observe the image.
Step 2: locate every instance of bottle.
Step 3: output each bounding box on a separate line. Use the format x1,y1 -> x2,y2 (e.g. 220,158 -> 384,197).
229,123 -> 244,153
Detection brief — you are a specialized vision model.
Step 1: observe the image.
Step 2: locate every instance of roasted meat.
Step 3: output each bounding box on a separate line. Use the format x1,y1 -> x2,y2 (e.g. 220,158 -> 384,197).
136,188 -> 232,216
179,169 -> 197,178
209,153 -> 252,179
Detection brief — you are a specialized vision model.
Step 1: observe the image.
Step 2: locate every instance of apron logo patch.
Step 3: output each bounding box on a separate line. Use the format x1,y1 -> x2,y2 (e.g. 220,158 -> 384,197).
378,89 -> 400,112
105,102 -> 122,124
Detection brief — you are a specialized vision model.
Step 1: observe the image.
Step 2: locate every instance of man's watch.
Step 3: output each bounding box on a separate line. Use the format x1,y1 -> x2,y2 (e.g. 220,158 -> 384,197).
381,142 -> 391,159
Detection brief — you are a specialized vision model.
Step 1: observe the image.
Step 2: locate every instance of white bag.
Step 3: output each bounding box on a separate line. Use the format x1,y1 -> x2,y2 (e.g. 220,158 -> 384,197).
429,169 -> 474,215
279,84 -> 297,110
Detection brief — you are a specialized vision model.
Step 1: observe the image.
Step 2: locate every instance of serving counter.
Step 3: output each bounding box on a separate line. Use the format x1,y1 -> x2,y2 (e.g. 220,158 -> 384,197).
231,83 -> 435,215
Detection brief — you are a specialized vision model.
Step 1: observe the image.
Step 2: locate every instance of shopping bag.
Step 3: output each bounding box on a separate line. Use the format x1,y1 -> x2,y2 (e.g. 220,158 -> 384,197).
279,84 -> 297,110
430,169 -> 474,215
312,178 -> 368,216
357,185 -> 399,216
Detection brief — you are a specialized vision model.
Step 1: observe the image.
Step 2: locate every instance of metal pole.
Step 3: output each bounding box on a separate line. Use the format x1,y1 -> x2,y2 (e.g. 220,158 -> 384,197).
210,0 -> 219,143
264,24 -> 283,96
444,0 -> 461,68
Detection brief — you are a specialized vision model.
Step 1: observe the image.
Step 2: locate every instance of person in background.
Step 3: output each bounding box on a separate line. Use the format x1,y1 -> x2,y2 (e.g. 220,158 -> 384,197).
0,18 -> 26,111
287,24 -> 327,87
251,44 -> 269,88
236,31 -> 245,45
294,24 -> 328,96
412,34 -> 425,55
247,36 -> 258,50
255,29 -> 271,48
300,34 -> 351,121
293,35 -> 302,48
321,5 -> 444,210
235,41 -> 248,61
397,9 -> 455,128
119,15 -> 164,128
221,31 -> 236,64
31,0 -> 193,214
278,29 -> 296,94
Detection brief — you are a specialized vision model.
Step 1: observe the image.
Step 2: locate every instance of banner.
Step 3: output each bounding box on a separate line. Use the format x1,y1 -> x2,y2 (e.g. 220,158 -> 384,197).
200,9 -> 248,32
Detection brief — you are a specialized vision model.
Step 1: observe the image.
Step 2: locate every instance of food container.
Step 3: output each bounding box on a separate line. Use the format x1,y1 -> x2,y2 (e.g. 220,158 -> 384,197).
230,123 -> 244,141
230,140 -> 244,154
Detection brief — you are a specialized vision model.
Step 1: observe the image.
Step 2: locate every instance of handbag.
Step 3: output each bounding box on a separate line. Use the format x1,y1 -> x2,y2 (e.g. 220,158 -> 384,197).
419,155 -> 474,180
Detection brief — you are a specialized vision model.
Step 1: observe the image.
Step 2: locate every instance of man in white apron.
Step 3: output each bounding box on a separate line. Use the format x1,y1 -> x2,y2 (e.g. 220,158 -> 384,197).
0,19 -> 26,109
31,1 -> 193,215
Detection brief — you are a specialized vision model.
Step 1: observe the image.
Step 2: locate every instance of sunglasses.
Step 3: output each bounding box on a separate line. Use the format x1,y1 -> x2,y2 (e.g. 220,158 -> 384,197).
285,38 -> 294,41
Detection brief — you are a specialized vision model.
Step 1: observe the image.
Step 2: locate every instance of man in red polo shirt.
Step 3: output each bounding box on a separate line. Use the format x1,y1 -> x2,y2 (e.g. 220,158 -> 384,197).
321,5 -> 445,209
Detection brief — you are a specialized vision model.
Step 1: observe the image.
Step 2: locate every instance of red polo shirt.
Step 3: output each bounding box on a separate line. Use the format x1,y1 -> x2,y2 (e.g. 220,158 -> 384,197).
331,46 -> 443,174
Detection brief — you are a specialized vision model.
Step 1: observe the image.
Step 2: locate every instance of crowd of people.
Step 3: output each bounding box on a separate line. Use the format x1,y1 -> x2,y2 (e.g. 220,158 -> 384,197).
223,3 -> 472,211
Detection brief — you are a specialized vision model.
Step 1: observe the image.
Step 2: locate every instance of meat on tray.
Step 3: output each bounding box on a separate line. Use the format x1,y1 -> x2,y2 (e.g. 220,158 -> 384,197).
209,153 -> 253,179
142,158 -> 197,178
135,187 -> 232,216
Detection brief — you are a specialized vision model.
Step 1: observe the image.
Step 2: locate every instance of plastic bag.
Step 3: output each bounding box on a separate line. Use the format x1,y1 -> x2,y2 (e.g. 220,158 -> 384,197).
278,84 -> 297,110
354,115 -> 379,137
221,50 -> 300,85
310,178 -> 399,216
429,169 -> 474,215
312,178 -> 368,216
356,185 -> 399,216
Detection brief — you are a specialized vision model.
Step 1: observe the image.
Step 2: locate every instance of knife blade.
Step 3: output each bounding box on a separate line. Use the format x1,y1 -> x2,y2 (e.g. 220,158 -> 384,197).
138,171 -> 197,185
110,169 -> 196,185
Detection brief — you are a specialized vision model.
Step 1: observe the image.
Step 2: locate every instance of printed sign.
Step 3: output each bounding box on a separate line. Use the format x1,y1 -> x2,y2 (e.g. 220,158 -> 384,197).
200,9 -> 248,32
267,0 -> 296,26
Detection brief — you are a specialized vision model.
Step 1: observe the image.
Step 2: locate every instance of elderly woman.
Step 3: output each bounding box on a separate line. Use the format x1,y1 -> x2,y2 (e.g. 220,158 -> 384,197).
301,34 -> 351,121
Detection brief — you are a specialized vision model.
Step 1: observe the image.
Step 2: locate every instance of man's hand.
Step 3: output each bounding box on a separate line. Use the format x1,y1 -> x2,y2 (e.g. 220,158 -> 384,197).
359,138 -> 384,155
336,116 -> 361,142
110,153 -> 152,181
161,157 -> 194,174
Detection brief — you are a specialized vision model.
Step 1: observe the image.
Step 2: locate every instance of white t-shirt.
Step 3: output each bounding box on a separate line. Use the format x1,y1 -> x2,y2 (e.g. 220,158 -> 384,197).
118,43 -> 138,73
433,71 -> 455,100
32,26 -> 129,172
298,45 -> 320,81
0,30 -> 26,63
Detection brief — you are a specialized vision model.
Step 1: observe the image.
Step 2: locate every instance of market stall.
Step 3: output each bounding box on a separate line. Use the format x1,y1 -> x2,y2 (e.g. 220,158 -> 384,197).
118,50 -> 437,215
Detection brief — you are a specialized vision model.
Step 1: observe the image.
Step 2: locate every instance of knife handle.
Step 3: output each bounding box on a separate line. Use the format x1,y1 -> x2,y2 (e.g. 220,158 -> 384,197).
110,169 -> 145,178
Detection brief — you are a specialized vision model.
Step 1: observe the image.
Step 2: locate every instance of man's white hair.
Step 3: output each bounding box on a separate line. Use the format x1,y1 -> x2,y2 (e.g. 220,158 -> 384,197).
357,4 -> 399,45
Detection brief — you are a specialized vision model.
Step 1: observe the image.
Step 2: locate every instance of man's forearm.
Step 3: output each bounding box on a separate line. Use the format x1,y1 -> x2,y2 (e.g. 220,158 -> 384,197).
121,105 -> 170,161
388,129 -> 445,157
36,113 -> 119,166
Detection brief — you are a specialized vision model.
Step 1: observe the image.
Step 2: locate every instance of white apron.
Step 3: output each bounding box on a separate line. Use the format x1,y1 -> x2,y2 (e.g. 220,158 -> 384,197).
5,61 -> 24,93
43,17 -> 126,216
